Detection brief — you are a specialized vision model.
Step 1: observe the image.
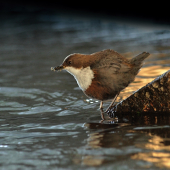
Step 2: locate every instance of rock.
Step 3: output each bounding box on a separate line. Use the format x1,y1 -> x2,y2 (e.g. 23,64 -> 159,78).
107,70 -> 170,116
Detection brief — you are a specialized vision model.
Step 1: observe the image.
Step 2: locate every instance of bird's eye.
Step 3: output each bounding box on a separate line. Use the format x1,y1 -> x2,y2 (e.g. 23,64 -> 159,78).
68,61 -> 72,65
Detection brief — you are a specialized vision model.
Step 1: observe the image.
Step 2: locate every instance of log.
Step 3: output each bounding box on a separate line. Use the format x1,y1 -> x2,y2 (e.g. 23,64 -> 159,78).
107,70 -> 170,117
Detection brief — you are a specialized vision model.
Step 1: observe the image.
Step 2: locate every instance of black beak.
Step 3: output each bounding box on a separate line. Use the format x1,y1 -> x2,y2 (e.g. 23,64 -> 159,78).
51,65 -> 65,71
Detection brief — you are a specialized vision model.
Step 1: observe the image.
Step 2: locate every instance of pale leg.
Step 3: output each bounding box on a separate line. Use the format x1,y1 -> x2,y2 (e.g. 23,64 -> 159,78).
100,101 -> 105,120
105,92 -> 119,113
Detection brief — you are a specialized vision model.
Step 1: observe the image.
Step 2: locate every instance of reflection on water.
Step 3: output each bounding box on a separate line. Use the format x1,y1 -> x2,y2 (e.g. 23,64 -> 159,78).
132,127 -> 170,169
0,9 -> 170,169
81,117 -> 170,168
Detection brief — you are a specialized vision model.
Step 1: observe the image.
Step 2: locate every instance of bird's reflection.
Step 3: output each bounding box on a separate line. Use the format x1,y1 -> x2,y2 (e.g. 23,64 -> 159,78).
75,114 -> 170,168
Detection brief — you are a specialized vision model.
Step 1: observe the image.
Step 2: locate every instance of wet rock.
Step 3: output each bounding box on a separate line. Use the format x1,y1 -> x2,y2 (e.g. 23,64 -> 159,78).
145,92 -> 150,98
159,86 -> 164,92
134,92 -> 139,98
152,81 -> 160,88
108,70 -> 170,115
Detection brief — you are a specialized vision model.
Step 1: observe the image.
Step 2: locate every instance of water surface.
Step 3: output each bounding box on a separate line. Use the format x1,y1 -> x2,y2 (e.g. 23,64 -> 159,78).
0,11 -> 170,169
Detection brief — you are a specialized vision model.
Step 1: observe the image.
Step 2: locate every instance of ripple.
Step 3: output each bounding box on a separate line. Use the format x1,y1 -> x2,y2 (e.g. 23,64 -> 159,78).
10,106 -> 61,115
18,123 -> 83,130
0,87 -> 64,115
0,87 -> 39,98
57,110 -> 79,116
134,125 -> 170,130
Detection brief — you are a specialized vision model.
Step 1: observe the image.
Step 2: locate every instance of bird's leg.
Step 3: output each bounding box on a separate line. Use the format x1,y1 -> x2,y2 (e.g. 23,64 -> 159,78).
100,101 -> 105,120
105,92 -> 120,113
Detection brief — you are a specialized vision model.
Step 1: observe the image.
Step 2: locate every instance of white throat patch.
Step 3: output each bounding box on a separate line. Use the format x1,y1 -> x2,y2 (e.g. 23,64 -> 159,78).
65,66 -> 94,91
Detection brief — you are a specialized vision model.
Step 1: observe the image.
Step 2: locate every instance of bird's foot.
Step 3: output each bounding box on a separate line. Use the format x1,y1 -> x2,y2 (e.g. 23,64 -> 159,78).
100,110 -> 114,122
101,112 -> 105,120
105,102 -> 117,113
100,101 -> 105,120
105,102 -> 118,119
100,100 -> 117,121
100,117 -> 118,124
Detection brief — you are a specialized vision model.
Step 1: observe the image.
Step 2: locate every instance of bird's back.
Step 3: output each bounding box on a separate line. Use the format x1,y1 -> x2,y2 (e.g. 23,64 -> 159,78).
85,50 -> 150,100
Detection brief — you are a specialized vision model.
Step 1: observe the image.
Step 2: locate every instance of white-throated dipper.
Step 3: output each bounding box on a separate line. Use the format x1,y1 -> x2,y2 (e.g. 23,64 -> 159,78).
51,49 -> 150,120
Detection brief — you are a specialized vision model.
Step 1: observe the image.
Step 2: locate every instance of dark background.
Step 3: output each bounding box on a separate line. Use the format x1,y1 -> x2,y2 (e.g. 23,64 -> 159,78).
0,0 -> 169,24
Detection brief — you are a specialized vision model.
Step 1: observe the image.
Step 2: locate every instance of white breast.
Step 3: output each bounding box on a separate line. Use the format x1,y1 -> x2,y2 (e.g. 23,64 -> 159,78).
65,66 -> 94,91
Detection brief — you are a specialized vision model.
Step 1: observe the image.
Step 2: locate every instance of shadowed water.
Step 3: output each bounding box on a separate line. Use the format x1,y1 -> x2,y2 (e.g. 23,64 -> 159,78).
0,10 -> 170,169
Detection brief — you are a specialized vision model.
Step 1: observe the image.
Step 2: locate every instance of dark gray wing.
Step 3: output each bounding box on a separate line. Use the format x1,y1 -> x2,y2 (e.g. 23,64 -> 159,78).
90,49 -> 130,73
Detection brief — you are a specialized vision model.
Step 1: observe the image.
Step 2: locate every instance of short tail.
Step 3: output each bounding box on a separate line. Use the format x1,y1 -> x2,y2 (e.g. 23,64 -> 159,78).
130,52 -> 150,65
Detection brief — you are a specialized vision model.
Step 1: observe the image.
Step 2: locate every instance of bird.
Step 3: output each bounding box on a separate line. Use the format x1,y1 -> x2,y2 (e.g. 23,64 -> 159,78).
51,49 -> 150,120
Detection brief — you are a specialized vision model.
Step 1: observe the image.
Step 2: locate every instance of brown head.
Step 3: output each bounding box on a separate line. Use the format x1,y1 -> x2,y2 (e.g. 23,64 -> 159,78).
53,53 -> 93,71
51,49 -> 117,71
51,53 -> 97,92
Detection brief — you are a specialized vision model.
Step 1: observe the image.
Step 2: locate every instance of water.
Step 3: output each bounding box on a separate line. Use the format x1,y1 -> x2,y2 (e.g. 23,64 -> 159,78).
0,10 -> 170,169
